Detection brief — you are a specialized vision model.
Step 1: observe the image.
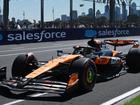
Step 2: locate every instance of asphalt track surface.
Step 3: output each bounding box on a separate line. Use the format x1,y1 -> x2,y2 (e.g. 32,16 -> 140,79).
0,36 -> 140,105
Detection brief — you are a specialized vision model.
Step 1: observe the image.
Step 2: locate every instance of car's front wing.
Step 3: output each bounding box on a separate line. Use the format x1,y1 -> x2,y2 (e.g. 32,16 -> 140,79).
0,79 -> 67,94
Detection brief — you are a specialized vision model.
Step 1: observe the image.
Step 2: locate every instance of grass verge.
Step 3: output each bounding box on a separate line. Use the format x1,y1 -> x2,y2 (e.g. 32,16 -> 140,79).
124,95 -> 140,105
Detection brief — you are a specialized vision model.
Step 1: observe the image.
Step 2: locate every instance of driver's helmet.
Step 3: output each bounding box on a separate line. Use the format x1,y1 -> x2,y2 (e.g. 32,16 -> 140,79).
88,38 -> 102,49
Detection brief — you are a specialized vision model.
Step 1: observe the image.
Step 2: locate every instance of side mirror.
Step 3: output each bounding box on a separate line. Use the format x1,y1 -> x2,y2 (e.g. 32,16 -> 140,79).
73,45 -> 80,49
57,50 -> 64,56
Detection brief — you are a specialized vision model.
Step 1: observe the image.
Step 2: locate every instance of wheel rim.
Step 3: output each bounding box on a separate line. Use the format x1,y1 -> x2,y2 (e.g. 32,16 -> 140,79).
86,67 -> 94,84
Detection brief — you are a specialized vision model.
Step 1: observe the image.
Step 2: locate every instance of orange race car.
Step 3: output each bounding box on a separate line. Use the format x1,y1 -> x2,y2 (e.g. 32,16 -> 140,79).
0,39 -> 140,96
0,53 -> 97,96
73,39 -> 140,80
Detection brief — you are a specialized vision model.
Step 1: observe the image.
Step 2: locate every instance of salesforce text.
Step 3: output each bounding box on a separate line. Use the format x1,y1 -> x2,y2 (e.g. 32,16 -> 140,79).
7,31 -> 67,42
98,29 -> 129,37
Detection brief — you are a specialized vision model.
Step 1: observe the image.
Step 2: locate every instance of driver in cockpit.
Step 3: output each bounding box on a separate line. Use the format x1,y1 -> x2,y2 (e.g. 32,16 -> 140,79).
87,38 -> 102,50
87,38 -> 113,56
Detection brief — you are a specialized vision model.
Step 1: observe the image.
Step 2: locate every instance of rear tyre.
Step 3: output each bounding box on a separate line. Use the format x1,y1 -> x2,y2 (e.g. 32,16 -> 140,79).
70,57 -> 97,92
12,53 -> 38,77
126,48 -> 140,73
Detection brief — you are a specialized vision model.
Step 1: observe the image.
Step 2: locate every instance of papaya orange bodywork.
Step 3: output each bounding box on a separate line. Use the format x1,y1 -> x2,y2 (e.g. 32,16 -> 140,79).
67,73 -> 79,88
95,56 -> 110,65
26,55 -> 80,79
112,50 -> 120,57
105,39 -> 139,46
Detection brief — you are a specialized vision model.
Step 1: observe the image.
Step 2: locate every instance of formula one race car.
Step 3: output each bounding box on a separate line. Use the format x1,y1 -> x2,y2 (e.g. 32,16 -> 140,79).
0,53 -> 97,96
73,39 -> 140,79
0,39 -> 140,96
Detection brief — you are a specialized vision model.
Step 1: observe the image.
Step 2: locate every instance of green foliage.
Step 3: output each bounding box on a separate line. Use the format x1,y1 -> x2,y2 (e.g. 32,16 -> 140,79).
96,16 -> 108,25
78,16 -> 93,24
124,95 -> 140,105
127,15 -> 140,23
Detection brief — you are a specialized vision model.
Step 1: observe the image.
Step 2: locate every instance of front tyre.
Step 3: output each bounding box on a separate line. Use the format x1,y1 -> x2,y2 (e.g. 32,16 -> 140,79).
12,53 -> 38,77
71,57 -> 97,92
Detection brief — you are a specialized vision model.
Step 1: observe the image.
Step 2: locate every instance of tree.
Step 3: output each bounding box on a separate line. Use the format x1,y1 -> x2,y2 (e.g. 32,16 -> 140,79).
96,16 -> 108,26
78,16 -> 93,24
127,15 -> 139,23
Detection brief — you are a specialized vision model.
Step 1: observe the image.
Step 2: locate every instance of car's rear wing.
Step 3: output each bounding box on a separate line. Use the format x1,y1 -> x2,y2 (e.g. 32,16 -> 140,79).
0,67 -> 6,80
104,39 -> 139,50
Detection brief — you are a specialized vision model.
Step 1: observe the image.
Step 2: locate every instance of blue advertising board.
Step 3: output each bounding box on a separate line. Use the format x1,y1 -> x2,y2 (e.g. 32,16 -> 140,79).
0,28 -> 139,45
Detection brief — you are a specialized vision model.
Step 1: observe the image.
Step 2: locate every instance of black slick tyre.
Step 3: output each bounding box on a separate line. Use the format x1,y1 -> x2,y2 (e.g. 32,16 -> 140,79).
70,57 -> 97,92
12,54 -> 38,77
126,48 -> 140,73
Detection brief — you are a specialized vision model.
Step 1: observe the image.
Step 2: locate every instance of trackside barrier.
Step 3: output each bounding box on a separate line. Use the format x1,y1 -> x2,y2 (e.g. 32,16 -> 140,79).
0,28 -> 140,45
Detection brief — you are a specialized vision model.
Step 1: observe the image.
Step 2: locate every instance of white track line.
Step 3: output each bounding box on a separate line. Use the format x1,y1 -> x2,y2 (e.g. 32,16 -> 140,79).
0,43 -> 77,53
3,100 -> 25,105
3,93 -> 47,105
101,86 -> 140,105
0,47 -> 71,57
